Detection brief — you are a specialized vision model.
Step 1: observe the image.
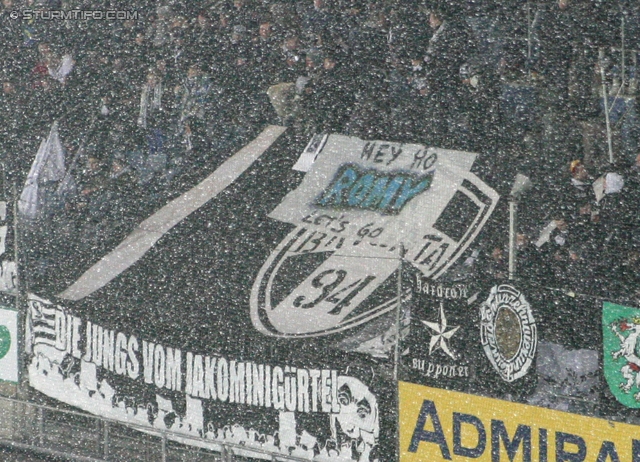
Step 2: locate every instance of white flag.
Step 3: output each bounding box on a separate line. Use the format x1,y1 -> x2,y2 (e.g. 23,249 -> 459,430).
18,121 -> 67,219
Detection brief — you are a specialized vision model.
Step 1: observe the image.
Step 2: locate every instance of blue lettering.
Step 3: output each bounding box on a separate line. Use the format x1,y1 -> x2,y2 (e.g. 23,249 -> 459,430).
317,167 -> 358,206
361,177 -> 390,208
379,176 -> 405,210
453,412 -> 486,458
596,442 -> 620,462
491,420 -> 531,462
408,400 -> 452,460
348,173 -> 375,206
316,164 -> 432,213
392,176 -> 431,210
556,432 -> 587,462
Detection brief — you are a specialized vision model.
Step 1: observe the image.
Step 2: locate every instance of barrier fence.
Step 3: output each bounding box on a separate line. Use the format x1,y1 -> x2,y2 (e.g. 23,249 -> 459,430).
0,394 -> 312,462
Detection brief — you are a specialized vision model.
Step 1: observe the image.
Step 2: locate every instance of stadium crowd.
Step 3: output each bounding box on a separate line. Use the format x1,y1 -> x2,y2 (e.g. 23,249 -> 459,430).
1,0 -> 640,299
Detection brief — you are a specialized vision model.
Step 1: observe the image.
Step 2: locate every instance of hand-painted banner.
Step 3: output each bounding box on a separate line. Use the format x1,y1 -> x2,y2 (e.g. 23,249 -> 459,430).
253,135 -> 498,338
402,277 -> 539,398
399,381 -> 640,462
27,295 -> 385,461
23,132 -> 499,461
25,131 -> 405,461
270,136 -> 499,276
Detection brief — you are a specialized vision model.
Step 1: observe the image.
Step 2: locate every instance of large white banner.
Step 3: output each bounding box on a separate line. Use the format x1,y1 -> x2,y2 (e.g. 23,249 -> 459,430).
251,135 -> 499,338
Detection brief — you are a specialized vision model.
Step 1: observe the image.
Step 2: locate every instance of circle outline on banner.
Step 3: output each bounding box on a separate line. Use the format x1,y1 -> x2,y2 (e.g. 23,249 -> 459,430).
479,284 -> 537,382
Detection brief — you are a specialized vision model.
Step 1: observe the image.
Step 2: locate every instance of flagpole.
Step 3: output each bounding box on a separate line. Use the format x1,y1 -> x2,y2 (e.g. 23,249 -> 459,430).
394,244 -> 403,462
13,182 -> 26,398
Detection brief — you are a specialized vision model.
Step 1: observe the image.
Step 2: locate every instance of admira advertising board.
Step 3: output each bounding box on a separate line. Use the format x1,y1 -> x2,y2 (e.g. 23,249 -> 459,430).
400,382 -> 640,462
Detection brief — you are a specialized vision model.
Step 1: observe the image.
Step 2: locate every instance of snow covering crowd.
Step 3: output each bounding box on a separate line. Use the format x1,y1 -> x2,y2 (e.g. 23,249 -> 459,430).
1,0 -> 640,299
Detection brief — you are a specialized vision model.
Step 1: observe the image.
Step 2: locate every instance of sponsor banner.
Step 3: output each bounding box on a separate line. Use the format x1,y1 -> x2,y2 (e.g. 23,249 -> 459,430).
27,295 -> 388,461
399,381 -> 640,462
603,301 -> 640,409
0,304 -> 18,383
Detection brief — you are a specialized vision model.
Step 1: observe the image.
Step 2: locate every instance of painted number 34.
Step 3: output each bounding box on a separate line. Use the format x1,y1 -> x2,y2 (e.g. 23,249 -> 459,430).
293,270 -> 376,316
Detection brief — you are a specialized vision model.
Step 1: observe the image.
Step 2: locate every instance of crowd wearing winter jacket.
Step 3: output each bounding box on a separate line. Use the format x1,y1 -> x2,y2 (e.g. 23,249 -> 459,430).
2,0 -> 640,299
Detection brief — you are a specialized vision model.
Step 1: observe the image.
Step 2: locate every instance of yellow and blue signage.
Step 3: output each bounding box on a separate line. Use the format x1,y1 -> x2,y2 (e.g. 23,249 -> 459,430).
400,381 -> 640,461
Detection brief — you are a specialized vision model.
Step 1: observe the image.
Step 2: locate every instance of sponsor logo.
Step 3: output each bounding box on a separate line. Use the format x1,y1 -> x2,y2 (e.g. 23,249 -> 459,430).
480,285 -> 536,382
603,302 -> 640,408
399,382 -> 640,462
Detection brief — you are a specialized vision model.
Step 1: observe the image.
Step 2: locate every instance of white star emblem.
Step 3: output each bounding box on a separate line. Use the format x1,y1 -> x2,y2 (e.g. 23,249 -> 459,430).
421,302 -> 460,360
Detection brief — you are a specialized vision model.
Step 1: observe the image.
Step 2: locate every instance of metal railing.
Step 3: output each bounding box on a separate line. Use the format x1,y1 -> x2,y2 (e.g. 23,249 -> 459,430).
0,395 -> 312,462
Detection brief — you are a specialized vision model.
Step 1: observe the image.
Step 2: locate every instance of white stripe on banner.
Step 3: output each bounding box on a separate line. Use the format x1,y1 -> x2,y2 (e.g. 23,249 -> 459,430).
58,126 -> 287,301
33,324 -> 55,334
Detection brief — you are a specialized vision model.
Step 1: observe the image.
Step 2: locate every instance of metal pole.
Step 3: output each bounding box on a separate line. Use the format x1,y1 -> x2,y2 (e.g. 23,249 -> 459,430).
161,433 -> 167,462
622,13 -> 626,89
508,199 -> 517,280
393,244 -> 403,462
393,245 -> 403,382
600,49 -> 615,164
527,1 -> 532,79
103,421 -> 109,460
13,183 -> 26,397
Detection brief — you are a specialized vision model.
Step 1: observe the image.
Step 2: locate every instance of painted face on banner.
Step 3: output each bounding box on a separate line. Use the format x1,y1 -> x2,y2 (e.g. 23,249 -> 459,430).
331,375 -> 379,460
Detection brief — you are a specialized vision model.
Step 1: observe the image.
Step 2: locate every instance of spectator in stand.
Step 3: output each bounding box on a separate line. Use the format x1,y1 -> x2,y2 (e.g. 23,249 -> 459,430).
229,0 -> 259,32
252,16 -> 281,90
185,9 -> 218,68
297,0 -> 334,48
590,171 -> 633,296
1,0 -> 23,71
276,33 -> 306,83
537,0 -> 597,112
137,69 -> 172,169
552,159 -> 597,225
145,5 -> 174,49
176,62 -> 214,162
298,47 -> 354,135
421,2 -> 476,148
103,57 -> 139,129
167,14 -> 189,70
0,78 -> 30,183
